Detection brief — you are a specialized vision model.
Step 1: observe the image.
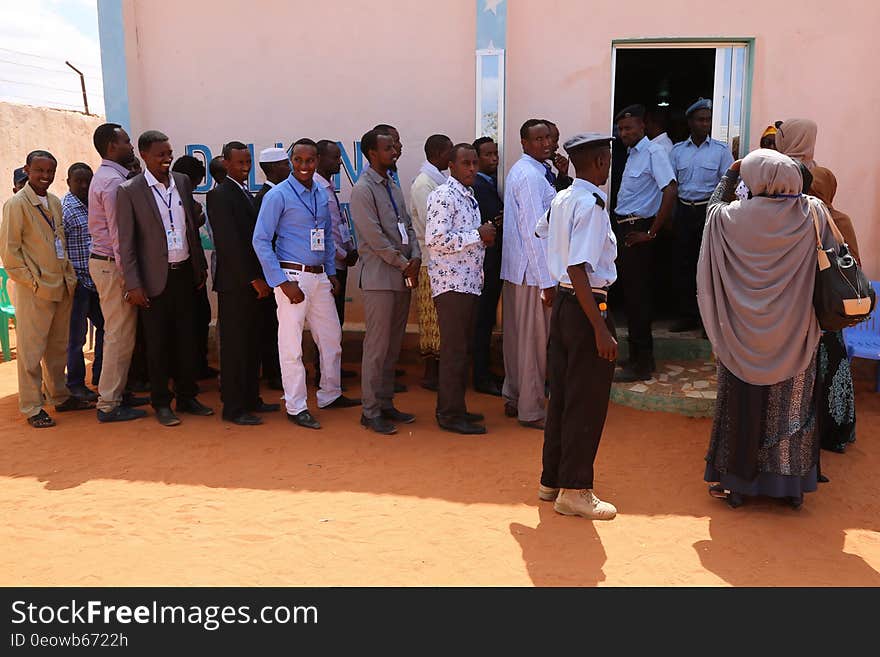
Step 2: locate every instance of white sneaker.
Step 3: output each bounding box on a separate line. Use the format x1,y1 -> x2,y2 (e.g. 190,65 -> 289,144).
538,484 -> 559,501
553,489 -> 617,520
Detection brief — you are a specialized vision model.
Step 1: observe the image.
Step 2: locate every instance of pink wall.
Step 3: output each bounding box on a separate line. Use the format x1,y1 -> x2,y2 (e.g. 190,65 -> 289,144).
121,0 -> 477,321
507,0 -> 880,277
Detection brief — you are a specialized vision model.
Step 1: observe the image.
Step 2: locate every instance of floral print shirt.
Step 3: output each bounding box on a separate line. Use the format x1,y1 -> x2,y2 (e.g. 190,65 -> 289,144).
425,176 -> 485,297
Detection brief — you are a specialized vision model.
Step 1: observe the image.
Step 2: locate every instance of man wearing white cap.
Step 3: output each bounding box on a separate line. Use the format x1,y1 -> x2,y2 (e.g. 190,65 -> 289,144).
535,132 -> 619,520
254,146 -> 291,391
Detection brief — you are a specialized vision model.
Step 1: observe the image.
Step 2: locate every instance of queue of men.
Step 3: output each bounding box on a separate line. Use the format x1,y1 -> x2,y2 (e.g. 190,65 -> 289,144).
1,99 -> 733,519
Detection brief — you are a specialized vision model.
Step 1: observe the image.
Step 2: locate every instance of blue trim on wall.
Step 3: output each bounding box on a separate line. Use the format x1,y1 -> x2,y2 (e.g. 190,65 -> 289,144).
97,0 -> 130,128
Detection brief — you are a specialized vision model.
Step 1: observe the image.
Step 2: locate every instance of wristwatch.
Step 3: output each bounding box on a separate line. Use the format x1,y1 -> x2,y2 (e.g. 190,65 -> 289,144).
646,229 -> 656,240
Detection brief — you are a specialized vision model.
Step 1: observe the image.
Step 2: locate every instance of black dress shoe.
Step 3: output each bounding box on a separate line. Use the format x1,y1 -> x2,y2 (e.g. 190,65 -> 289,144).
464,411 -> 485,422
322,395 -> 361,409
288,410 -> 321,429
156,406 -> 181,427
381,407 -> 415,424
68,385 -> 98,402
98,406 -> 147,423
341,369 -> 357,379
504,402 -> 518,418
393,382 -> 408,393
267,377 -> 284,391
474,379 -> 503,396
613,365 -> 652,383
122,393 -> 150,408
55,396 -> 95,412
253,401 -> 280,413
227,413 -> 263,426
437,417 -> 487,435
176,398 -> 214,416
361,414 -> 397,435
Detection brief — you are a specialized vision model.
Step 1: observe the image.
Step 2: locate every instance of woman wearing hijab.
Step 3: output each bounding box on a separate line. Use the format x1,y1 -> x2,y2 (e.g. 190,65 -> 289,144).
777,119 -> 860,453
698,149 -> 833,509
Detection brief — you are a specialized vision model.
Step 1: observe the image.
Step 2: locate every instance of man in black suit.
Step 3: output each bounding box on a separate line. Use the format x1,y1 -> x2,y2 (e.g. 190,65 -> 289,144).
206,141 -> 279,425
253,147 -> 291,392
116,130 -> 214,426
471,137 -> 504,396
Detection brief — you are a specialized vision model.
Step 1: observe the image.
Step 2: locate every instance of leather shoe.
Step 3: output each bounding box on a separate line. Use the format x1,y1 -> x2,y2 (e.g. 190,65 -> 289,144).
504,402 -> 518,418
122,393 -> 150,408
360,414 -> 397,435
464,411 -> 485,422
322,395 -> 361,409
69,385 -> 98,402
227,413 -> 263,426
176,398 -> 214,416
156,406 -> 181,426
614,365 -> 652,383
474,379 -> 502,396
253,400 -> 280,413
519,418 -> 545,430
437,417 -> 487,435
288,410 -> 321,430
55,396 -> 95,412
381,407 -> 415,424
97,406 -> 147,423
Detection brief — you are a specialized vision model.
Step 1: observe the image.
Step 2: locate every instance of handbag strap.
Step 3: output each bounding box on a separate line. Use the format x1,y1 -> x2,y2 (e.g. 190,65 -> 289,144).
808,196 -> 846,247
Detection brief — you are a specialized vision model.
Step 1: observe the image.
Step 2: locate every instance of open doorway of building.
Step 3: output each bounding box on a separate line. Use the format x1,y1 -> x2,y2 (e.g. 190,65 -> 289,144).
608,43 -> 748,321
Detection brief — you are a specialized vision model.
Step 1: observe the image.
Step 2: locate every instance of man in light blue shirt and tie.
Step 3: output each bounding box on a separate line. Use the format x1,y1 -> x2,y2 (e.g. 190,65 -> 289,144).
253,138 -> 360,430
612,104 -> 677,382
669,98 -> 734,332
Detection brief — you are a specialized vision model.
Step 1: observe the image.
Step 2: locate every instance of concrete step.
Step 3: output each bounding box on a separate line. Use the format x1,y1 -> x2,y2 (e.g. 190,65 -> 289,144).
611,358 -> 718,418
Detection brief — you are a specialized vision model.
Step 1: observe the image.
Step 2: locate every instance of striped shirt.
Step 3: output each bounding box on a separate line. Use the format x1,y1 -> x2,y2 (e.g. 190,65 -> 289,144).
500,154 -> 555,289
62,192 -> 95,290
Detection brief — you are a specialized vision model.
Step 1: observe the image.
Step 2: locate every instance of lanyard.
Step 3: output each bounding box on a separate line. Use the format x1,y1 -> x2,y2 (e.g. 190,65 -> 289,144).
151,185 -> 176,230
288,180 -> 319,227
384,181 -> 400,220
331,189 -> 343,216
34,204 -> 56,232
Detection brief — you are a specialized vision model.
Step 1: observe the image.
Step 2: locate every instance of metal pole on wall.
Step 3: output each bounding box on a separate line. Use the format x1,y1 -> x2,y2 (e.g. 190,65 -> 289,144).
65,61 -> 90,115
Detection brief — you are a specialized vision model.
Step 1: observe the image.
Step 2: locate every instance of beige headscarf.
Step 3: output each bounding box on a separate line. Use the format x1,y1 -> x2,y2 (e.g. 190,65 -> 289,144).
775,118 -> 817,170
697,149 -> 826,386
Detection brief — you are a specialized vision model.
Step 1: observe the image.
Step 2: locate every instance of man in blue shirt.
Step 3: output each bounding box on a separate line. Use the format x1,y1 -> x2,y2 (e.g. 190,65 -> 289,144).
612,104 -> 677,382
253,138 -> 360,430
669,98 -> 734,332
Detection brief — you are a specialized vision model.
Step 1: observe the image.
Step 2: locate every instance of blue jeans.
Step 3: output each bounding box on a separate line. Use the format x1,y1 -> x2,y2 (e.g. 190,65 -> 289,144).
66,282 -> 104,388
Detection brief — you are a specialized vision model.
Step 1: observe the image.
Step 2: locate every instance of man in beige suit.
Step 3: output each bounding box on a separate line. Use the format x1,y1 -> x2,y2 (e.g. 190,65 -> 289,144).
349,129 -> 421,435
0,150 -> 93,427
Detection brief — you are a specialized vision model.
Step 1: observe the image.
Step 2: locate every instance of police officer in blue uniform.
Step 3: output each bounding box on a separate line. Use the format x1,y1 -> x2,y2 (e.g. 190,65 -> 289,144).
612,105 -> 677,382
669,98 -> 734,332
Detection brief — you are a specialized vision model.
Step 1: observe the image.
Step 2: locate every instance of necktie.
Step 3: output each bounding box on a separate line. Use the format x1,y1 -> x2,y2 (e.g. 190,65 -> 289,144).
544,163 -> 556,186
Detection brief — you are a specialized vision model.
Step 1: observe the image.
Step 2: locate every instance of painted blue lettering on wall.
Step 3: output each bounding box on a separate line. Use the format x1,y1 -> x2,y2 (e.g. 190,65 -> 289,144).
185,144 -> 213,193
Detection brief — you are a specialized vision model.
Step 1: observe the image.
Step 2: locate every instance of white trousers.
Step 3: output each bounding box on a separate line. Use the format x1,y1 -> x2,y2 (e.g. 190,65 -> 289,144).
275,269 -> 342,414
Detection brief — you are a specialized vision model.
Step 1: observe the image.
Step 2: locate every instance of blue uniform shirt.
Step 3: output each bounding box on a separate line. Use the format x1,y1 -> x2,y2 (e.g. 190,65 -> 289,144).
614,136 -> 676,218
253,174 -> 336,288
669,137 -> 734,202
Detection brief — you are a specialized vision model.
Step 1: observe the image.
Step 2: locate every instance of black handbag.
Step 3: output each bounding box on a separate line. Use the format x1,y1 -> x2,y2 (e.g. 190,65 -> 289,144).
810,200 -> 876,331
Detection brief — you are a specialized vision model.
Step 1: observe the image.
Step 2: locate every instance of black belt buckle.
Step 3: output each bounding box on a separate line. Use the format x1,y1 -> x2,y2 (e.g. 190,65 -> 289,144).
169,259 -> 190,270
89,253 -> 114,262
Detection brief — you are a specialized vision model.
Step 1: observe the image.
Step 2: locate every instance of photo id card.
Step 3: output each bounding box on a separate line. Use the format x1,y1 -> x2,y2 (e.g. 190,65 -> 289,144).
166,228 -> 184,251
397,222 -> 409,245
55,236 -> 64,259
310,228 -> 325,251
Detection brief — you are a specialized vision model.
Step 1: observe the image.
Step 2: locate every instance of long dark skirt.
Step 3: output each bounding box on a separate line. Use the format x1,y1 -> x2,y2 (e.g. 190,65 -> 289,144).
817,331 -> 857,452
704,354 -> 819,499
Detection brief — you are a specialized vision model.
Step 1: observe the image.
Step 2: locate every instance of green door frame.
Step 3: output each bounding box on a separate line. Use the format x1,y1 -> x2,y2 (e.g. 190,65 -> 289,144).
610,37 -> 756,154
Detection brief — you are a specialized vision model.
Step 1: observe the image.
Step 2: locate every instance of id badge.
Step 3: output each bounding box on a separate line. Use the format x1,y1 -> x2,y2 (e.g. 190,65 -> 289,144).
54,236 -> 64,259
310,228 -> 325,251
397,222 -> 409,245
166,228 -> 184,250
339,220 -> 351,243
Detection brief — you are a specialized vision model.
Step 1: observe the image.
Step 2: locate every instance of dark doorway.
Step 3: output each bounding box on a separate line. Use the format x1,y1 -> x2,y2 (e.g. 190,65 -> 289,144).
609,47 -> 715,322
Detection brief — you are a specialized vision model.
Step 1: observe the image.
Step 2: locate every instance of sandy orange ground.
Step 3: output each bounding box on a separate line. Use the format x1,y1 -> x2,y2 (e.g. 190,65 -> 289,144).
0,357 -> 878,587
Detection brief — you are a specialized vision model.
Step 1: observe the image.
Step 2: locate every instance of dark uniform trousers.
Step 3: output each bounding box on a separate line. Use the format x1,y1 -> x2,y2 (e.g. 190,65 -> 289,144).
435,291 -> 478,419
615,215 -> 656,369
219,289 -> 262,419
140,260 -> 198,408
472,241 -> 502,385
541,289 -> 616,490
334,266 -> 348,324
674,200 -> 708,322
259,295 -> 281,382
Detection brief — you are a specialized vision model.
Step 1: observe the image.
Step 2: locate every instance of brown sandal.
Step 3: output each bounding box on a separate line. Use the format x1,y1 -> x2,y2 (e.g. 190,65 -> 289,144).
27,410 -> 56,428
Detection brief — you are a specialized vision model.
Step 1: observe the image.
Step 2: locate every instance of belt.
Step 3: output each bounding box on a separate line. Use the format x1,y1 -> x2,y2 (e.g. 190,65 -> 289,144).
558,284 -> 608,298
168,258 -> 190,270
279,261 -> 325,274
678,198 -> 710,206
89,253 -> 114,262
615,214 -> 654,225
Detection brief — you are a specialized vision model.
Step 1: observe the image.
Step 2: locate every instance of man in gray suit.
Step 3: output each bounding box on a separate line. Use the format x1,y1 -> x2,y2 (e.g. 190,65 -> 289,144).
349,129 -> 421,435
116,130 -> 213,426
